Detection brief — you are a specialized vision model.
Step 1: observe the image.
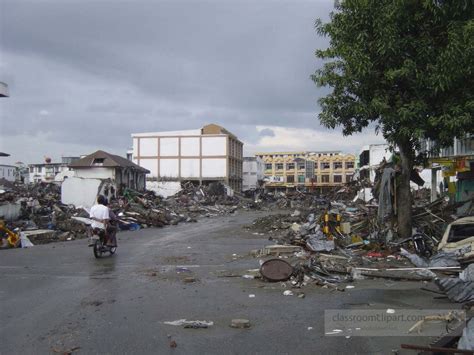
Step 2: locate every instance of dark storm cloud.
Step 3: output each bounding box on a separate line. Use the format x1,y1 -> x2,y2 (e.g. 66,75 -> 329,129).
0,0 -> 369,164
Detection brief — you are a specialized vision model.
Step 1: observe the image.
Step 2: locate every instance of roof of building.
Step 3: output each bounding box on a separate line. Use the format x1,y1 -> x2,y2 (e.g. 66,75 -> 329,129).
29,162 -> 65,167
68,150 -> 150,173
131,123 -> 242,143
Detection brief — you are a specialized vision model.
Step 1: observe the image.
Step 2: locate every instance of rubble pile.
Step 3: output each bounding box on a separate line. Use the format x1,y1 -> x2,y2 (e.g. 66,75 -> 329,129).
0,182 -> 91,244
246,193 -> 472,296
1,181 -> 250,247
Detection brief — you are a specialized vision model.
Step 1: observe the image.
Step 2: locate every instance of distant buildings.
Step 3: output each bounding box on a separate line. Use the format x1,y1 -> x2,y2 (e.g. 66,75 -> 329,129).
0,152 -> 15,182
0,165 -> 16,182
255,151 -> 356,191
131,124 -> 243,191
242,157 -> 264,191
28,157 -> 80,183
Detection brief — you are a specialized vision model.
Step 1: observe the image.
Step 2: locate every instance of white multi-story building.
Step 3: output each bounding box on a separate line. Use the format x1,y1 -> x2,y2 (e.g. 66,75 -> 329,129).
0,164 -> 16,182
131,124 -> 243,191
242,157 -> 264,191
29,157 -> 80,183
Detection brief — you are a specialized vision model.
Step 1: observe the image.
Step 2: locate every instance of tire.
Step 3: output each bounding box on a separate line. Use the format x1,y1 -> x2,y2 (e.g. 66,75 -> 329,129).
93,240 -> 103,258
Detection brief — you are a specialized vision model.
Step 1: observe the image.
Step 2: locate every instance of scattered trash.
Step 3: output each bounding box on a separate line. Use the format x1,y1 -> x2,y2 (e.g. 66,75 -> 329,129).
182,277 -> 197,283
164,319 -> 214,328
283,290 -> 294,296
458,318 -> 474,351
325,329 -> 343,335
248,294 -> 255,298
408,311 -> 465,334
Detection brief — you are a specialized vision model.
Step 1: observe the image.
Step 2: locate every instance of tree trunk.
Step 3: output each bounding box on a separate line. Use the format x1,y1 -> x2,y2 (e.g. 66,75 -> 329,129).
397,140 -> 414,239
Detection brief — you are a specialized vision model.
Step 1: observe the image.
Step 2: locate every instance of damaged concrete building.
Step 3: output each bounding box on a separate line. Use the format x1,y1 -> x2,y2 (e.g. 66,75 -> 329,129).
422,135 -> 474,207
256,151 -> 356,192
131,124 -> 243,191
242,157 -> 265,192
61,150 -> 149,208
358,144 -> 392,183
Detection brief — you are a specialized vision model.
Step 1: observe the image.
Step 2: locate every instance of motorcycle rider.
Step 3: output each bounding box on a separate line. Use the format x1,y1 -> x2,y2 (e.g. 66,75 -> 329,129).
104,198 -> 118,247
89,195 -> 110,246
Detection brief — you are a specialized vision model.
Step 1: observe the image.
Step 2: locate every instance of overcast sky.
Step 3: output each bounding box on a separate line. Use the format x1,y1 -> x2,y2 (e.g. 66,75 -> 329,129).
0,0 -> 384,165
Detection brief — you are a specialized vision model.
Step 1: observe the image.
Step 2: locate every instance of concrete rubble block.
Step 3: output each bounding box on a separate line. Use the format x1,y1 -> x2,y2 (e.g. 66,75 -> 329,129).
262,245 -> 302,255
340,222 -> 351,234
0,202 -> 21,221
22,229 -> 56,244
230,319 -> 251,329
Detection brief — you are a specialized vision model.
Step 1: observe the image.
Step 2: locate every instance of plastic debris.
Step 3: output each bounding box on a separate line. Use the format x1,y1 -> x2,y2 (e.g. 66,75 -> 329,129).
164,319 -> 214,328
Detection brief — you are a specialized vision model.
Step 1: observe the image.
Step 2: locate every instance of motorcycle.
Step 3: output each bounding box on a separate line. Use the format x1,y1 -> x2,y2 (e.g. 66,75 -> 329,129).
89,228 -> 117,258
392,230 -> 435,258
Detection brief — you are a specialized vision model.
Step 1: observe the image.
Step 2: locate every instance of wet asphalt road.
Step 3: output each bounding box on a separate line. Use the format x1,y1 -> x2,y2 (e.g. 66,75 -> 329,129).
0,210 -> 459,354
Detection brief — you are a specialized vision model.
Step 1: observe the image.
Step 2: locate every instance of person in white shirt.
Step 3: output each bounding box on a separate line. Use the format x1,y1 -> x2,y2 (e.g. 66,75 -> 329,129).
89,195 -> 111,245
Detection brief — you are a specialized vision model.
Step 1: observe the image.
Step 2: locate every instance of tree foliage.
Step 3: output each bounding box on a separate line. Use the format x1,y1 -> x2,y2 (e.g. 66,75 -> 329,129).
312,0 -> 474,154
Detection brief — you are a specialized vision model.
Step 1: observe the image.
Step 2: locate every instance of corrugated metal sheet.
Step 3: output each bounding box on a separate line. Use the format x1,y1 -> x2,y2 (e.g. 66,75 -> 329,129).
435,278 -> 474,303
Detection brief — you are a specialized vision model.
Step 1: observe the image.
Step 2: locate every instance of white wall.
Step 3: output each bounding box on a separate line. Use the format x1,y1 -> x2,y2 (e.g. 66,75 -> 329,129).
146,181 -> 182,198
0,165 -> 16,182
242,158 -> 265,190
369,144 -> 392,182
202,136 -> 226,156
202,158 -> 226,177
160,138 -> 179,156
140,138 -> 158,156
181,159 -> 200,178
160,159 -> 179,178
62,177 -> 103,208
54,170 -> 75,182
139,159 -> 158,177
74,168 -> 115,180
133,138 -> 139,157
181,137 -> 200,156
412,168 -> 444,191
370,144 -> 391,166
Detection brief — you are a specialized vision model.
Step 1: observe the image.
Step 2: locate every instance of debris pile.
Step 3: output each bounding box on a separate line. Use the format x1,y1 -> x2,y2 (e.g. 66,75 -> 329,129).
0,181 -> 248,247
246,193 -> 472,296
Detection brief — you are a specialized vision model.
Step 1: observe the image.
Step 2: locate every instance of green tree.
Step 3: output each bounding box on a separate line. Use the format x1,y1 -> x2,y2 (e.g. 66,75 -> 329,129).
312,0 -> 474,238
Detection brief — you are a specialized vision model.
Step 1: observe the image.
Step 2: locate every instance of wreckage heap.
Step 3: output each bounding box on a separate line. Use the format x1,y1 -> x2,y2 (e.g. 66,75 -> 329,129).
0,181 -> 250,246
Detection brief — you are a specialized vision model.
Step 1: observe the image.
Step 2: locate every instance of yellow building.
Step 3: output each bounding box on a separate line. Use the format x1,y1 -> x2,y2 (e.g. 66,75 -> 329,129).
255,151 -> 356,190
